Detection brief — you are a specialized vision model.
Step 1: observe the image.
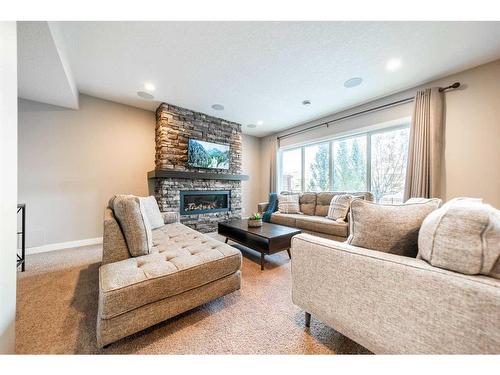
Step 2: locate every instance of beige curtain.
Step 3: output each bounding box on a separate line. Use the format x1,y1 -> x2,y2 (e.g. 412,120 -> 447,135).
269,136 -> 279,193
404,87 -> 444,201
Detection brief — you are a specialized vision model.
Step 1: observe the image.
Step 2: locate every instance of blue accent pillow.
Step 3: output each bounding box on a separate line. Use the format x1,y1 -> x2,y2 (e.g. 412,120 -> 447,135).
262,193 -> 278,222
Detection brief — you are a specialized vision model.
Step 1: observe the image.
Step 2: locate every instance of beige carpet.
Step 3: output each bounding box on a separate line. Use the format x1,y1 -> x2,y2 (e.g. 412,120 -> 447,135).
16,236 -> 371,354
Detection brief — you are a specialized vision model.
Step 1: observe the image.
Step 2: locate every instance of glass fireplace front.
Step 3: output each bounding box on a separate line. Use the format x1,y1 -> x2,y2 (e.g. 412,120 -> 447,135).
179,190 -> 230,215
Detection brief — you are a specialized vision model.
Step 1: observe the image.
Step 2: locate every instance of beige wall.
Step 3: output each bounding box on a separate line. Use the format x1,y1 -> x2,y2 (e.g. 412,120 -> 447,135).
0,21 -> 17,354
259,59 -> 500,208
241,134 -> 262,216
434,60 -> 500,206
18,95 -> 155,248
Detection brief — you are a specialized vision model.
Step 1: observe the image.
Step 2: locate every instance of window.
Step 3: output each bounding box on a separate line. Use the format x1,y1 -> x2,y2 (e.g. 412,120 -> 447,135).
332,135 -> 367,191
304,143 -> 329,192
281,148 -> 302,192
278,123 -> 410,203
370,127 -> 410,204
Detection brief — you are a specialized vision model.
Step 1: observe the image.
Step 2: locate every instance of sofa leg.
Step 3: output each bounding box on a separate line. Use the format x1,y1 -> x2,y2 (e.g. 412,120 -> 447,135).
305,312 -> 311,328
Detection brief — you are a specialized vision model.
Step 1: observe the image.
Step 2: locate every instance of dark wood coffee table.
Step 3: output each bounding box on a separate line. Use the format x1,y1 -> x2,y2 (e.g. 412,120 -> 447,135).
218,219 -> 301,270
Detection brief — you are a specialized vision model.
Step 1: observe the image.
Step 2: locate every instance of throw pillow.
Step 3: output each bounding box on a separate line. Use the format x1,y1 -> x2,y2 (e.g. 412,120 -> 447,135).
347,198 -> 442,257
326,194 -> 353,221
278,193 -> 300,214
112,195 -> 153,257
418,198 -> 500,279
139,196 -> 164,229
299,192 -> 317,215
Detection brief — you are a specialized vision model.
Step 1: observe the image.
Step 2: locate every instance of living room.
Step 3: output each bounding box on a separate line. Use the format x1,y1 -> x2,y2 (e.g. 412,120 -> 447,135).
1,1 -> 500,371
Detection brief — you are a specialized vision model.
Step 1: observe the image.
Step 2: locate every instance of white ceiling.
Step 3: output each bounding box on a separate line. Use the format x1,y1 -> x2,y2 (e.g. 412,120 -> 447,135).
18,21 -> 500,136
17,21 -> 79,109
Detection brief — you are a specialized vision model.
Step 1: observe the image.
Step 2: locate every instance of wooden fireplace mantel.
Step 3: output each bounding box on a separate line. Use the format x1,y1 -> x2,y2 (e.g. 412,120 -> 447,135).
147,170 -> 249,181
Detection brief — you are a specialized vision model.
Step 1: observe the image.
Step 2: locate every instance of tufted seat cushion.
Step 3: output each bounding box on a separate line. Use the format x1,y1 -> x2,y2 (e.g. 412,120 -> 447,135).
99,222 -> 242,319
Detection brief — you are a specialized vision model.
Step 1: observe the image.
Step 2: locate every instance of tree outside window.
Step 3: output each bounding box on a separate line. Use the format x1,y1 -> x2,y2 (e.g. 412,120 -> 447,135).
305,143 -> 329,191
370,127 -> 410,203
333,136 -> 367,191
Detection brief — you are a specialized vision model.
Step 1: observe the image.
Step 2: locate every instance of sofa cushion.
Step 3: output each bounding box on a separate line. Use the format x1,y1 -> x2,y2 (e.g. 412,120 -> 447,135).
139,196 -> 164,229
299,192 -> 317,215
314,191 -> 374,216
418,198 -> 500,279
327,194 -> 353,221
315,192 -> 336,216
99,223 -> 242,319
278,193 -> 300,214
347,198 -> 441,257
270,212 -> 304,227
112,195 -> 153,257
296,215 -> 348,237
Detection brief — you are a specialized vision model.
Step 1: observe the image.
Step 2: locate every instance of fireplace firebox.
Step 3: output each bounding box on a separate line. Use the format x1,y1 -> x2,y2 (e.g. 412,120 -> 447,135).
180,190 -> 231,215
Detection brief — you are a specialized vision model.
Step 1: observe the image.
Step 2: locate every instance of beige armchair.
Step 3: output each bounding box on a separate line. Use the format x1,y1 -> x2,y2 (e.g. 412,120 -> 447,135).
290,233 -> 500,354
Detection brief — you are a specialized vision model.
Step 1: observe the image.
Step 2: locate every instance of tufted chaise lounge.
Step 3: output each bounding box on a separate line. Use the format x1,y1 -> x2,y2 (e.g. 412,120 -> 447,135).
97,207 -> 242,347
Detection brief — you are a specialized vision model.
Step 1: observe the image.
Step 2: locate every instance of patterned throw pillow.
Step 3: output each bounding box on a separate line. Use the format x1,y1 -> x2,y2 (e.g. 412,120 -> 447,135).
326,194 -> 354,221
278,194 -> 300,214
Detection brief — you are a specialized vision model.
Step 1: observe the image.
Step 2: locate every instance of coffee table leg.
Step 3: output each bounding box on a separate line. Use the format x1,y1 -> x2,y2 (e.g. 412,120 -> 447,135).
287,249 -> 291,259
260,252 -> 265,271
225,238 -> 228,244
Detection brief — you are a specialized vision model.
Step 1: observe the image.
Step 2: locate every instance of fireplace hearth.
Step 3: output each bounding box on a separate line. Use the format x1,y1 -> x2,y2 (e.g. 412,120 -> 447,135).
180,190 -> 230,215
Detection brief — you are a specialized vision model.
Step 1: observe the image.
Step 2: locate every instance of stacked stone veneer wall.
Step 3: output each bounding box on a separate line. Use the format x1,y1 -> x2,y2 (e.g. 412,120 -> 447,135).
154,103 -> 242,232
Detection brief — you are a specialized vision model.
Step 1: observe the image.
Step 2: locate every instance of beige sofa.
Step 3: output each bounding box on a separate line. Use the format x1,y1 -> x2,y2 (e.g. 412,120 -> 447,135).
97,207 -> 242,348
258,191 -> 373,241
290,233 -> 500,354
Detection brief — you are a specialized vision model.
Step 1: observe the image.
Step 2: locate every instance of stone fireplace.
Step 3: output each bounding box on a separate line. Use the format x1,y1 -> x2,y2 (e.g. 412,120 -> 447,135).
149,103 -> 248,233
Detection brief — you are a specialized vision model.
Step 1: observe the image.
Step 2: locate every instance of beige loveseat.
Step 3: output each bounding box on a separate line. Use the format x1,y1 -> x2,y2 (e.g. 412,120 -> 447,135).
290,234 -> 500,354
258,191 -> 373,241
97,207 -> 242,348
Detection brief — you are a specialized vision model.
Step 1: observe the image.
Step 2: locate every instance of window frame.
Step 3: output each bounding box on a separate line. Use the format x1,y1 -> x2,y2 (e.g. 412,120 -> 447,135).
278,122 -> 410,194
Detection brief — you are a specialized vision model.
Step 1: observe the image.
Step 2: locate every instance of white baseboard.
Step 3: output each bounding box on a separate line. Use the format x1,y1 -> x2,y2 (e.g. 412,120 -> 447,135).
25,237 -> 103,255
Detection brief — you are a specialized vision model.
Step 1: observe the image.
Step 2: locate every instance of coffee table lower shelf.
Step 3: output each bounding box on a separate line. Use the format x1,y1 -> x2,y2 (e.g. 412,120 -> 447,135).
218,219 -> 301,270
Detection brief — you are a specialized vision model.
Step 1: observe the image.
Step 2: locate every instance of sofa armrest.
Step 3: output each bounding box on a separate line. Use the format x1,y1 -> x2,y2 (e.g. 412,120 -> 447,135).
162,211 -> 180,224
258,202 -> 269,213
291,233 -> 500,354
102,208 -> 130,265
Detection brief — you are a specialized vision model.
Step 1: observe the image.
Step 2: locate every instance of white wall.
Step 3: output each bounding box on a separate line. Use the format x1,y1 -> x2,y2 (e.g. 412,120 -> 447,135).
241,134 -> 262,215
0,21 -> 17,354
259,59 -> 500,208
18,95 -> 155,249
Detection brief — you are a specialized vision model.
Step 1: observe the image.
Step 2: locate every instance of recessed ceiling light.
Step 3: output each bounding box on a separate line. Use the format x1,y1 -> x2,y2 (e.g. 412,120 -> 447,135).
247,124 -> 257,128
144,83 -> 155,91
257,120 -> 263,126
211,104 -> 224,111
302,100 -> 311,106
386,58 -> 402,71
344,77 -> 363,88
137,91 -> 154,100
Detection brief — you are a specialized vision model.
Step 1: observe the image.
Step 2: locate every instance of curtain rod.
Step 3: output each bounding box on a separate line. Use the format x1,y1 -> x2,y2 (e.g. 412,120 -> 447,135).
277,82 -> 461,141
